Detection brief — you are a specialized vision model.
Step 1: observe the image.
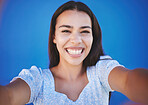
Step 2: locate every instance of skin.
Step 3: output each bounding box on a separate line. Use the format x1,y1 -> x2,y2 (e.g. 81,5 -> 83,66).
0,10 -> 148,105
51,10 -> 93,101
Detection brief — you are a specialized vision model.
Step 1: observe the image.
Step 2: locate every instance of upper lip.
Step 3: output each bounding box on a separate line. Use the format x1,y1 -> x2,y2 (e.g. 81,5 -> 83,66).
65,47 -> 84,50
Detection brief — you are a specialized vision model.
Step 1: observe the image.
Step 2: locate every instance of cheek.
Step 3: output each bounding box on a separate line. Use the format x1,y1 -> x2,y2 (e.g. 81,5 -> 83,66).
56,36 -> 69,46
55,33 -> 68,43
85,36 -> 93,48
54,35 -> 69,53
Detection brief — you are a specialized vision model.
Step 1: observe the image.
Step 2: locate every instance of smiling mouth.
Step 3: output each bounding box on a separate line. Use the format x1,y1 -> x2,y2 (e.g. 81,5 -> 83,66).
65,48 -> 84,55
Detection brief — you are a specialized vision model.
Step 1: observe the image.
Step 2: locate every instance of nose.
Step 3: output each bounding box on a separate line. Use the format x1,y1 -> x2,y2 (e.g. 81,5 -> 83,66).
70,32 -> 82,45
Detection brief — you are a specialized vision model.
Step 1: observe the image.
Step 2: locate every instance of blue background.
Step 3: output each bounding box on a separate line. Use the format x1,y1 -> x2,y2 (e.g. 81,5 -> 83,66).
0,0 -> 148,105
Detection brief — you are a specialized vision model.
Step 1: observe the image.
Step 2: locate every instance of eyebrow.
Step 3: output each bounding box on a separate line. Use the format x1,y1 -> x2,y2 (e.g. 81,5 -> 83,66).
59,25 -> 73,28
80,26 -> 91,29
59,25 -> 91,29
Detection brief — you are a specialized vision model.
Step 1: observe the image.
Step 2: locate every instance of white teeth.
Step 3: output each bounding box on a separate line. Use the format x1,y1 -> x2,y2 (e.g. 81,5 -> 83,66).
67,49 -> 82,54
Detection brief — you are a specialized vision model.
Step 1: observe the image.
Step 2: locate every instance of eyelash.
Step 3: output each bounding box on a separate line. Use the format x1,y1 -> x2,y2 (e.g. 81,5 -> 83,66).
61,30 -> 71,33
80,31 -> 90,33
61,30 -> 90,34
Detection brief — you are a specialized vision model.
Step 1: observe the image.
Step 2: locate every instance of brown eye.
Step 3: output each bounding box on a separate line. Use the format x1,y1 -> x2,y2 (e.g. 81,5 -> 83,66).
81,30 -> 90,33
61,30 -> 71,33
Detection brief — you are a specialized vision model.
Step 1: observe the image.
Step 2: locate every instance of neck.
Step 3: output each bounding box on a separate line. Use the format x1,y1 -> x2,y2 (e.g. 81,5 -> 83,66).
55,61 -> 85,81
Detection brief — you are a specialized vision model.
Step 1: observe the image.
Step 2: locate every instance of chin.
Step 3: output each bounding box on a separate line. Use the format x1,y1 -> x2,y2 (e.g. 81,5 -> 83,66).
67,60 -> 83,66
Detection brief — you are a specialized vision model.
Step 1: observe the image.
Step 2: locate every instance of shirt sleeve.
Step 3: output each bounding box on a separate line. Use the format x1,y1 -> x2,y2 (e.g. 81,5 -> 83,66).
11,66 -> 43,104
96,55 -> 124,92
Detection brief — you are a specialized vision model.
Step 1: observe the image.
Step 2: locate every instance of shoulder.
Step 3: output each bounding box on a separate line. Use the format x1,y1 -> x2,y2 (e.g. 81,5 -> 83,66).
17,65 -> 51,77
96,55 -> 123,69
90,55 -> 124,92
13,66 -> 52,103
100,55 -> 112,60
87,55 -> 119,78
88,55 -> 119,71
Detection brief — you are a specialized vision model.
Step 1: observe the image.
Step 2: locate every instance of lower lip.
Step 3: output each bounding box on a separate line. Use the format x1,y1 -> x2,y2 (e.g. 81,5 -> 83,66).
68,53 -> 82,58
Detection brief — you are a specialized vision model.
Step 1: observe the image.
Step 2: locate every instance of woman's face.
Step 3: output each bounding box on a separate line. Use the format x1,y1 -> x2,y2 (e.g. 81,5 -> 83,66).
53,10 -> 93,66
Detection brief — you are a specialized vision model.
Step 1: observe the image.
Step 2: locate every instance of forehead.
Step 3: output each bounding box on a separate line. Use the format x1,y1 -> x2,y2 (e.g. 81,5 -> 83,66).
56,10 -> 92,28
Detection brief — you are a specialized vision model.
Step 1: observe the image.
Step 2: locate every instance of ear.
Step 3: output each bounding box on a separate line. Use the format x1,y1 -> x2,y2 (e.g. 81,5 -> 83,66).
53,35 -> 56,44
53,39 -> 56,44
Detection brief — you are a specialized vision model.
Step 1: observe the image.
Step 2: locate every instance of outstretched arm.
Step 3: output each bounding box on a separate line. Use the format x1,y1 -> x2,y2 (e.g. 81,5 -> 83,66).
108,66 -> 148,104
0,78 -> 31,105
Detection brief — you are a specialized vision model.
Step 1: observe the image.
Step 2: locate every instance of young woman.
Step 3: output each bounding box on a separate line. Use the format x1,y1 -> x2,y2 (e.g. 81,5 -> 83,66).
0,1 -> 148,105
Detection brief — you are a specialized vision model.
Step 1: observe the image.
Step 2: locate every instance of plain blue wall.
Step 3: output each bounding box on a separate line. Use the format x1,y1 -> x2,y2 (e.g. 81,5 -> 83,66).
0,0 -> 148,105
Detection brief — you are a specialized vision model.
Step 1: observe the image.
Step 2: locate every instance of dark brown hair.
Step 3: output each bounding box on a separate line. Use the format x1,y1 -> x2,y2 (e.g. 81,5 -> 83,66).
48,1 -> 104,68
